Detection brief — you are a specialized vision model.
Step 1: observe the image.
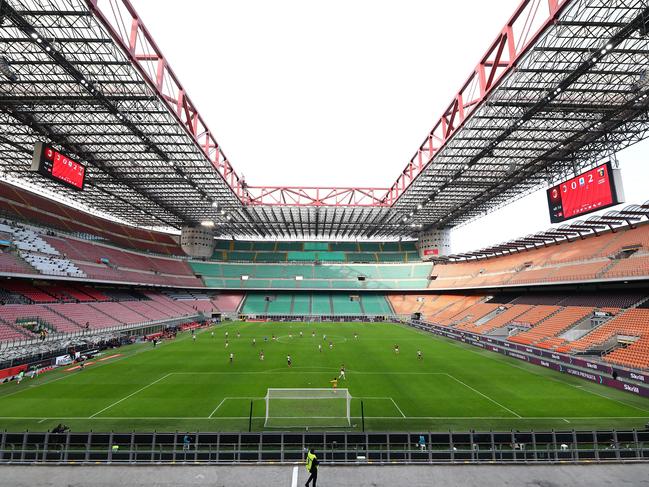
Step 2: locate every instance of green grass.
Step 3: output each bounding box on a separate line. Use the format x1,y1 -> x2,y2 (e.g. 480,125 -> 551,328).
1,321 -> 649,432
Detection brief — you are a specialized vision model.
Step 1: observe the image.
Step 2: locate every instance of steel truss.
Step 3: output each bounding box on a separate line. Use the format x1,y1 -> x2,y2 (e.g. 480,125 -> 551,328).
1,0 -> 649,239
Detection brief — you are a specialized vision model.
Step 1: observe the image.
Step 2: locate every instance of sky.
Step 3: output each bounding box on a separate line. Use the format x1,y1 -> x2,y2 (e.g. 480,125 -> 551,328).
129,0 -> 649,251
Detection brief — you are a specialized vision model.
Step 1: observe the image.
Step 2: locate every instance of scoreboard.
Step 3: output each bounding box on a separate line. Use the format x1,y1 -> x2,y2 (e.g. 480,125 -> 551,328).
31,142 -> 86,190
546,162 -> 624,223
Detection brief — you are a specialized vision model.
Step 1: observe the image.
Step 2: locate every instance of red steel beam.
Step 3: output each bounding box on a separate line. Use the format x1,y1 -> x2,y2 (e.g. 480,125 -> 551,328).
85,0 -> 250,201
382,0 -> 574,206
244,187 -> 390,207
86,0 -> 573,209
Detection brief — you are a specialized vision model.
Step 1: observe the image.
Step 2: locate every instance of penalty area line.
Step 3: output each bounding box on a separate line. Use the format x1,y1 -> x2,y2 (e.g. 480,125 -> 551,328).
445,373 -> 522,418
89,373 -> 172,418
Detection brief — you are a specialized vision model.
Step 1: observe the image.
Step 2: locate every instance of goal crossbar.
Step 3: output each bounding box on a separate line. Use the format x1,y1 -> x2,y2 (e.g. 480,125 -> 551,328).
264,388 -> 352,428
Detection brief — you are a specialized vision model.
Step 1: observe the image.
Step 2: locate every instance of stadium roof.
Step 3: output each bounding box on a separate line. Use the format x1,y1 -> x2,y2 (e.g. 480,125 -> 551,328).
2,0 -> 649,239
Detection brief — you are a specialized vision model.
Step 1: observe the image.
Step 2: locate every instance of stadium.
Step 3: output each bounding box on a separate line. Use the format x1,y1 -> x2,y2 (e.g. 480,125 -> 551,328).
2,0 -> 649,484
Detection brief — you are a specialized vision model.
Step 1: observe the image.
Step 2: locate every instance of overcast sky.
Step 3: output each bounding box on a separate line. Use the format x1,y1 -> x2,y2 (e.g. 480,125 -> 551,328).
131,0 -> 649,251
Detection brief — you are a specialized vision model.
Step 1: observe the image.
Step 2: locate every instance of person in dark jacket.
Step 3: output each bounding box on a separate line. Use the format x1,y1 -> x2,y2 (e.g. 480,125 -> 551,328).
305,448 -> 319,487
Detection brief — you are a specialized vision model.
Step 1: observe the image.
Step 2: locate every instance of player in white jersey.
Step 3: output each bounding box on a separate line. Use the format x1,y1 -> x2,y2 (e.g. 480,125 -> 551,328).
339,364 -> 346,380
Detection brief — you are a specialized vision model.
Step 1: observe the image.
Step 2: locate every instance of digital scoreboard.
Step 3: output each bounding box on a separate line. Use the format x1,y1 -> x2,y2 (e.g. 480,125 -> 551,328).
546,161 -> 624,223
31,142 -> 86,190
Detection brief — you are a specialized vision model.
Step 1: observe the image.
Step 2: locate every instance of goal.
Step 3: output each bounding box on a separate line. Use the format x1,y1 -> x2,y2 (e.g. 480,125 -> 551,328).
264,388 -> 352,428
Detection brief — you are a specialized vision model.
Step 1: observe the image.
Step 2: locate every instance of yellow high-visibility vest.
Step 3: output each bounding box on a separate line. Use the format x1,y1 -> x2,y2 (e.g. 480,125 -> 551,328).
306,451 -> 317,472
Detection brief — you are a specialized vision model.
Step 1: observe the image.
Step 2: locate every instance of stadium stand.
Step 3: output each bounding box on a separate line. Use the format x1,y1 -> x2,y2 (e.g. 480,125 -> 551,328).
240,293 -> 392,316
427,222 -> 649,289
389,290 -> 649,369
211,239 -> 420,263
0,284 -> 243,340
192,261 -> 432,290
0,181 -> 183,255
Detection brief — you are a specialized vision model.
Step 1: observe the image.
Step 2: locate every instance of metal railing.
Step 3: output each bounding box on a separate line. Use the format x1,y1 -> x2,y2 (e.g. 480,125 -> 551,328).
1,430 -> 648,465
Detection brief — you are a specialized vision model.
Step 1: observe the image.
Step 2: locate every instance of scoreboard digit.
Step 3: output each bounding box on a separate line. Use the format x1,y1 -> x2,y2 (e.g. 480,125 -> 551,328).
546,162 -> 624,223
31,142 -> 86,190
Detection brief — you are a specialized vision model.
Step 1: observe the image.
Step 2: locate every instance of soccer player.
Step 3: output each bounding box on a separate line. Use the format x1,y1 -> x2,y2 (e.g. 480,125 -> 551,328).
259,350 -> 264,361
417,350 -> 423,360
354,332 -> 358,339
272,335 -> 276,341
330,377 -> 338,391
211,330 -> 214,338
15,370 -> 24,384
323,334 -> 326,341
329,341 -> 333,350
287,355 -> 292,367
289,333 -> 293,339
394,344 -> 399,354
300,331 -> 303,338
252,338 -> 256,346
192,334 -> 196,343
318,344 -> 322,353
225,331 -> 229,339
225,340 -> 229,348
237,331 -> 241,339
229,352 -> 234,364
339,364 -> 346,380
312,330 -> 316,338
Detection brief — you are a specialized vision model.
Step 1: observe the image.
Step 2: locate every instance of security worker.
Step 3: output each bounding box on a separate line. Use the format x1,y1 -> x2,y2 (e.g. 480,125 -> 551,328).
305,448 -> 319,487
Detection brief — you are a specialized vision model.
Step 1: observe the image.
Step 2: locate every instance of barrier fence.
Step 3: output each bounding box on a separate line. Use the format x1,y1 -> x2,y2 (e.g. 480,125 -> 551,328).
1,430 -> 649,465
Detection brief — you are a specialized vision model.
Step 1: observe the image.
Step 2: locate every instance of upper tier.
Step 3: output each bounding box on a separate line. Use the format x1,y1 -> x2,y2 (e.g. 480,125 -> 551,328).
191,261 -> 433,290
211,240 -> 419,263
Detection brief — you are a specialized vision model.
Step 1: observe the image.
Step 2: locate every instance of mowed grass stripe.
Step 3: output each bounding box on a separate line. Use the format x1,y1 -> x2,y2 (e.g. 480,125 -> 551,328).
0,321 -> 647,431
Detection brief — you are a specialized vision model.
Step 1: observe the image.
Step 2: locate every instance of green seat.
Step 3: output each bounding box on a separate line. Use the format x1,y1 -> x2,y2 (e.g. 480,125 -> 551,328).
292,294 -> 310,314
232,241 -> 254,251
267,294 -> 292,314
304,242 -> 329,251
361,294 -> 392,314
331,294 -> 362,314
311,294 -> 332,314
242,294 -> 268,314
317,251 -> 346,262
228,251 -> 256,261
287,251 -> 318,261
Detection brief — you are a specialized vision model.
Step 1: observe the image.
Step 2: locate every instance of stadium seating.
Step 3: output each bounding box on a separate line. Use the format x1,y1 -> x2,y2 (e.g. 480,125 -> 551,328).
210,240 -> 420,263
0,288 -> 238,341
427,222 -> 649,289
0,181 -> 183,255
239,293 -> 392,316
192,261 -> 432,290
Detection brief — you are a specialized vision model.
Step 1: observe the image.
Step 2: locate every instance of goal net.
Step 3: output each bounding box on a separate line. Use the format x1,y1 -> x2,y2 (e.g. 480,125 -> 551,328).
264,388 -> 352,428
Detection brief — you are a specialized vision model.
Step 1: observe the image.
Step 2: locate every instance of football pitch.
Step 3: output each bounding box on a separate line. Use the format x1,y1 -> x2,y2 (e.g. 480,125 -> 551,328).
1,321 -> 649,432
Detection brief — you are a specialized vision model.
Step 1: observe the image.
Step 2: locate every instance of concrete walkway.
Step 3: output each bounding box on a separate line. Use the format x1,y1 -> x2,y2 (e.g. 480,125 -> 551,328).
2,463 -> 649,487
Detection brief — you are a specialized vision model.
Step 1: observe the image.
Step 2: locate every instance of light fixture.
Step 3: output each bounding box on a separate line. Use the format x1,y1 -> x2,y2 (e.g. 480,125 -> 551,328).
30,32 -> 38,39
200,220 -> 214,227
606,43 -> 613,50
416,203 -> 423,210
211,201 -> 219,208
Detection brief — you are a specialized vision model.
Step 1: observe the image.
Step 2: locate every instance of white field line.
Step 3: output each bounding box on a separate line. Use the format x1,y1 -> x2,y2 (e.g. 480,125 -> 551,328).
208,397 -> 263,418
170,371 -> 449,375
1,415 -> 648,420
208,398 -> 227,419
442,339 -> 649,414
445,373 -> 521,418
0,330 -> 188,402
291,466 -> 298,487
390,398 -> 406,418
89,373 -> 172,418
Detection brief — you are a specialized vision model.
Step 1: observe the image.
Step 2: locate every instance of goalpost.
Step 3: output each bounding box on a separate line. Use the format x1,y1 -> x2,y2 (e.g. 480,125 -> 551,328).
264,388 -> 352,428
